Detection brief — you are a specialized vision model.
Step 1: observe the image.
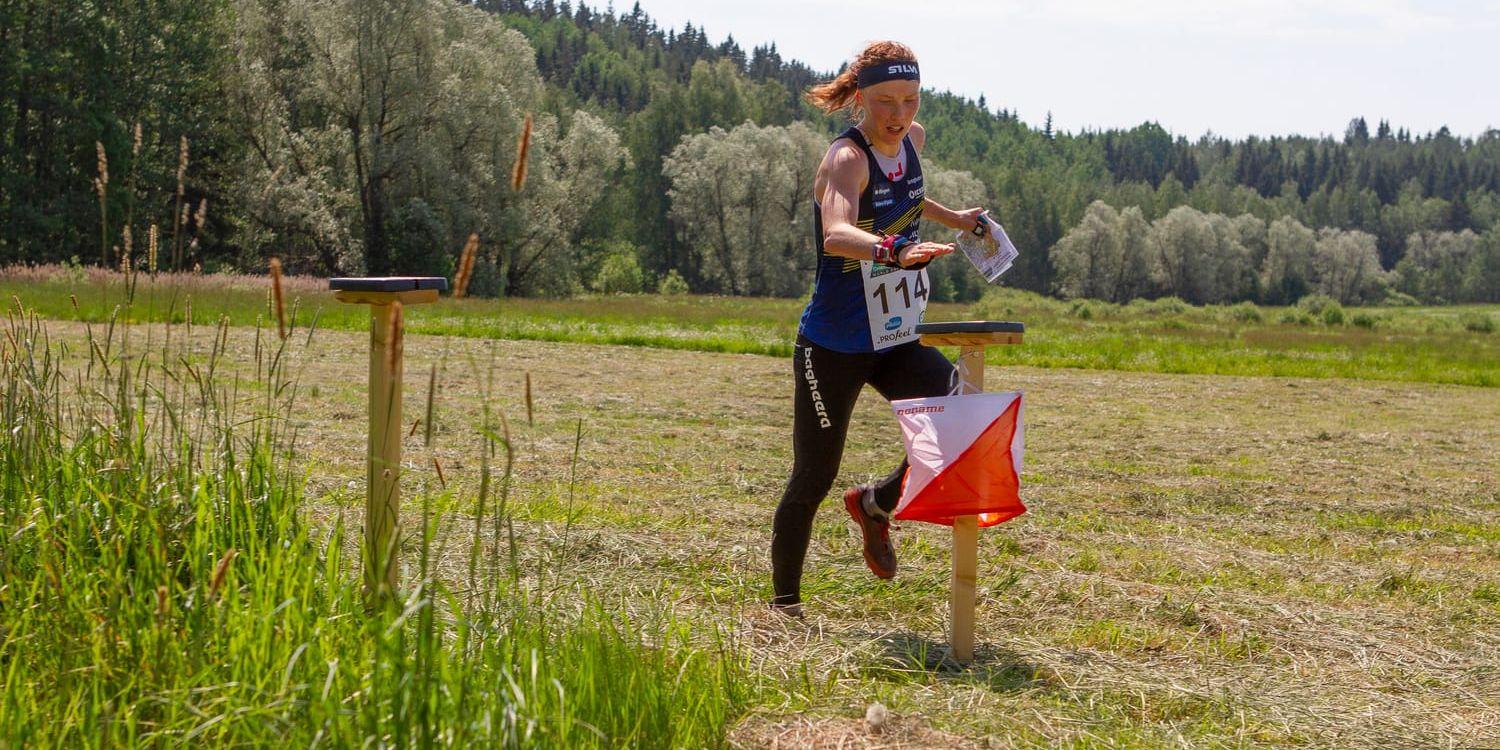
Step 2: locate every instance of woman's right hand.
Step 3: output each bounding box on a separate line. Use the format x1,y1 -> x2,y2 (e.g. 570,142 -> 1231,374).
899,241 -> 955,267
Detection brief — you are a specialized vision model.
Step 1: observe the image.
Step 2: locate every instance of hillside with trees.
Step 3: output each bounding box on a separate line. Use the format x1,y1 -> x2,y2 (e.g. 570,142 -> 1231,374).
1,0 -> 1496,303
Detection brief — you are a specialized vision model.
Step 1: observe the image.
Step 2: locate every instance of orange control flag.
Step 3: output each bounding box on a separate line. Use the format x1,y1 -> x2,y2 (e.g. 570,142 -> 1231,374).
891,391 -> 1026,527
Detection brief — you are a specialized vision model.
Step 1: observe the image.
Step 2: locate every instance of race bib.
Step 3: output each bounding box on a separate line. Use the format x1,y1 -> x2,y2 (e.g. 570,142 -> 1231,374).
862,261 -> 929,351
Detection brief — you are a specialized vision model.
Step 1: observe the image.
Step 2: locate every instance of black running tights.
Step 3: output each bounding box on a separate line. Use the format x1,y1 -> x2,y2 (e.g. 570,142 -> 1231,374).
770,335 -> 955,605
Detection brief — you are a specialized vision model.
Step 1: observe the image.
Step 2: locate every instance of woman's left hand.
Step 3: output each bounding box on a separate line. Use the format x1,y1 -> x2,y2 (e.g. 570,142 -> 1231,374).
952,207 -> 986,230
898,242 -> 955,267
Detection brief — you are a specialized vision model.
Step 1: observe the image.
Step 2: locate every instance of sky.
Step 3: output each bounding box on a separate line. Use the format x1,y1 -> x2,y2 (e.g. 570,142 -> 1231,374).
630,0 -> 1500,141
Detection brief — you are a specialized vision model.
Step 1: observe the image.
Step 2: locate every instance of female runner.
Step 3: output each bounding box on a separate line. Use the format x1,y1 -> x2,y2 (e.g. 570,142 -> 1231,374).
771,41 -> 986,616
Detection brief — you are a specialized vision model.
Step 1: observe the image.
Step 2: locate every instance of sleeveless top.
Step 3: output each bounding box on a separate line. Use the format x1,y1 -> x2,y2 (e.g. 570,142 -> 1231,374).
799,126 -> 926,353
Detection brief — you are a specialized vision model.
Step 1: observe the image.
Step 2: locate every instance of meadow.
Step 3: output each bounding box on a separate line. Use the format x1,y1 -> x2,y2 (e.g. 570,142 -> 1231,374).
2,264 -> 1496,386
1,268 -> 1497,748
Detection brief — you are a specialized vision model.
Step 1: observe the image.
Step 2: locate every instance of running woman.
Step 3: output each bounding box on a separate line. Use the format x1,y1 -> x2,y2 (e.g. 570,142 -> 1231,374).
771,41 -> 987,616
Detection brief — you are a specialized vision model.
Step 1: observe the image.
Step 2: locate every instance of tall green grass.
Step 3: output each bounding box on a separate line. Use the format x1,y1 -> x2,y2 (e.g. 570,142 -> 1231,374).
0,301 -> 748,747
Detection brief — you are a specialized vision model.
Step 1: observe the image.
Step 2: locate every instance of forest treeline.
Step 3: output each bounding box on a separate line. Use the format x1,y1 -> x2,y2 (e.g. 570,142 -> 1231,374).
1,0 -> 1496,303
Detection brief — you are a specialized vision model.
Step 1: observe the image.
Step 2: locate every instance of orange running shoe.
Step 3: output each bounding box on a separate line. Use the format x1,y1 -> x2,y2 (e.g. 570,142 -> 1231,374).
844,485 -> 896,579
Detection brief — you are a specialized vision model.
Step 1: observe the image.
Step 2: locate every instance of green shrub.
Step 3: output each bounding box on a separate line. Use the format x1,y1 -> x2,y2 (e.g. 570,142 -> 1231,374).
1277,309 -> 1314,325
1461,312 -> 1496,333
1425,317 -> 1458,333
594,250 -> 645,294
1297,293 -> 1337,316
1143,296 -> 1188,315
1351,312 -> 1379,329
1322,302 -> 1346,326
1380,290 -> 1421,307
657,269 -> 690,295
62,255 -> 87,283
930,272 -> 958,303
1229,301 -> 1262,323
971,287 -> 1068,320
1069,300 -> 1094,319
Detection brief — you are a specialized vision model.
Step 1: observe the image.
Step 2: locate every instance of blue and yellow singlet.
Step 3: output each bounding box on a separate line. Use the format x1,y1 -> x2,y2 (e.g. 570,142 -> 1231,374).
798,126 -> 927,353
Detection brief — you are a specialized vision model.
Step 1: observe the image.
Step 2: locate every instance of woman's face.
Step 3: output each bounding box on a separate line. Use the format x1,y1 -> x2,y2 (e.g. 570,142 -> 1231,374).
858,78 -> 921,147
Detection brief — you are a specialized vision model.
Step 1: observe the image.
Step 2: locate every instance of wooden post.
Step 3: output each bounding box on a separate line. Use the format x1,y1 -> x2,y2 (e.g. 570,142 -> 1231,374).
950,345 -> 985,663
366,302 -> 402,599
330,277 -> 447,603
915,321 -> 1024,665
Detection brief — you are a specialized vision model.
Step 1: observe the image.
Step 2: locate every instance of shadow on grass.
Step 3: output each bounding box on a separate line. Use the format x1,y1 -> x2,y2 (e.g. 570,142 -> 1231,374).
856,629 -> 1048,694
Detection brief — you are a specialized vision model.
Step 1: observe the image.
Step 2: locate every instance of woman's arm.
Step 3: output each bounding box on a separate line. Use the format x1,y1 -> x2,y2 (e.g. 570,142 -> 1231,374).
923,199 -> 984,231
821,140 -> 953,267
908,121 -> 985,232
819,142 -> 880,259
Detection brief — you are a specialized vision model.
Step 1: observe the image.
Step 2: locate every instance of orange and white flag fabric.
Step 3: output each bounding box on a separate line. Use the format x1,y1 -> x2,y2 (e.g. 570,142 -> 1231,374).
891,391 -> 1025,528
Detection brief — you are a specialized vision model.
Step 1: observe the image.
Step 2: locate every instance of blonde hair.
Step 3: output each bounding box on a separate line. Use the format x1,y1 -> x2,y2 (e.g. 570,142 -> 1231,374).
805,41 -> 918,117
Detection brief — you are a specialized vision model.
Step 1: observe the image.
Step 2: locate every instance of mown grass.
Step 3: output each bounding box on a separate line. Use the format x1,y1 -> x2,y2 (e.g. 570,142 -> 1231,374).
3,265 -> 1496,386
0,303 -> 750,747
5,308 -> 1497,747
4,266 -> 1499,747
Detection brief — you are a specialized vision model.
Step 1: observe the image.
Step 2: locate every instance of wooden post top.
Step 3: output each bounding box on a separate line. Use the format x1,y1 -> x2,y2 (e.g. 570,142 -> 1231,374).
916,320 -> 1025,347
330,277 -> 448,306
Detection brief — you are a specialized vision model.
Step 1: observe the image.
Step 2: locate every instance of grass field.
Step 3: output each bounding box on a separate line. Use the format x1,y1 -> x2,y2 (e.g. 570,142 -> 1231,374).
2,271 -> 1498,747
2,265 -> 1496,386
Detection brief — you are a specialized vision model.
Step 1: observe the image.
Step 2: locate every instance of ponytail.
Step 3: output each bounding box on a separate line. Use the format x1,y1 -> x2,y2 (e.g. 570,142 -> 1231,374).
805,41 -> 918,117
805,68 -> 861,115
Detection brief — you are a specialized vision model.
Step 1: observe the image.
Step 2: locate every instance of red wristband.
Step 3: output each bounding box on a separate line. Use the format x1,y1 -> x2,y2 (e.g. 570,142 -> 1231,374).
873,235 -> 910,267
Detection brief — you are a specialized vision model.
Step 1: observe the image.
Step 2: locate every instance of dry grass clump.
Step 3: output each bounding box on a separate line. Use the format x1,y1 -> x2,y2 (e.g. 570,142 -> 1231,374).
729,713 -> 981,750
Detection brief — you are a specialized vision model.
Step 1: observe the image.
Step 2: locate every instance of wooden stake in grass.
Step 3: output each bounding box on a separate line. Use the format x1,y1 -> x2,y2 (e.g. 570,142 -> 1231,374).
913,322 -> 1025,665
512,114 -> 532,192
331,276 -> 446,603
363,298 -> 405,601
269,258 -> 287,340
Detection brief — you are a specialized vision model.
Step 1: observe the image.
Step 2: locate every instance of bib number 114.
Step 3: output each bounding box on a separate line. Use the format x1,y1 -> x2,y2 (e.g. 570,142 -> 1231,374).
871,273 -> 928,314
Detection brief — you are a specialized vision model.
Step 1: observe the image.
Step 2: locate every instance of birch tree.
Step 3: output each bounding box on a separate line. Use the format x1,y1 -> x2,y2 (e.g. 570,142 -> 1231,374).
664,120 -> 823,296
1313,228 -> 1386,304
1260,216 -> 1317,304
